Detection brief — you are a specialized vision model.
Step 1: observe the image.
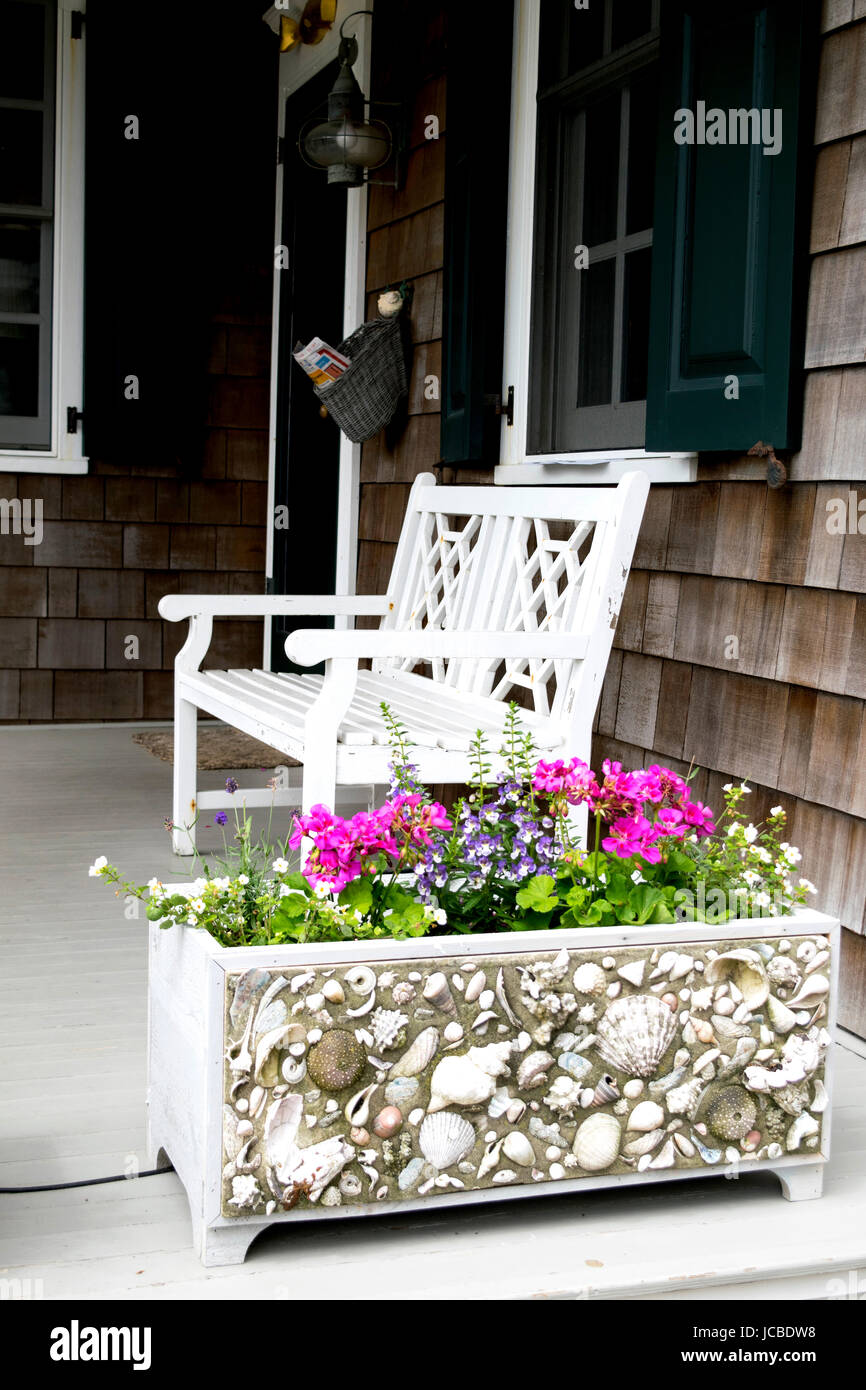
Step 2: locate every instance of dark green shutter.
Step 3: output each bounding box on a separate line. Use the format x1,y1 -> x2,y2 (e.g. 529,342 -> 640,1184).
440,1 -> 513,465
646,0 -> 817,452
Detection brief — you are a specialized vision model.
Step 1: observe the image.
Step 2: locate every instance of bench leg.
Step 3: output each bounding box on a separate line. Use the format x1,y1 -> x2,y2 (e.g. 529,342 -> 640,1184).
172,695 -> 198,855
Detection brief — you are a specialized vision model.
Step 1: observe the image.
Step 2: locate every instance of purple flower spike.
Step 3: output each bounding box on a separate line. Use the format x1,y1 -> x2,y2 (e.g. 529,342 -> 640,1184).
225,777 -> 239,795
215,811 -> 228,826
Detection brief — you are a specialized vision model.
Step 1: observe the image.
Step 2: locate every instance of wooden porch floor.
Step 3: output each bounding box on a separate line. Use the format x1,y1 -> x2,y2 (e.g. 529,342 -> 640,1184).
1,724 -> 865,1300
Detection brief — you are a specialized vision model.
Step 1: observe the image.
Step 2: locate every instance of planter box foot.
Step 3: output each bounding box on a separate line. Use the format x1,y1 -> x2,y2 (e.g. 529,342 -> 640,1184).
196,1223 -> 261,1268
773,1164 -> 825,1202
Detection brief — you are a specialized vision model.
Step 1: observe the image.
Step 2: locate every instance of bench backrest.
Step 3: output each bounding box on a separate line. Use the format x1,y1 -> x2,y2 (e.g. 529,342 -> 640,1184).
376,471 -> 649,745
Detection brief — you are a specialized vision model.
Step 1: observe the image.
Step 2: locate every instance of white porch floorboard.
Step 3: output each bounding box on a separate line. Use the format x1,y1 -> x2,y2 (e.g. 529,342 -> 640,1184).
0,725 -> 864,1300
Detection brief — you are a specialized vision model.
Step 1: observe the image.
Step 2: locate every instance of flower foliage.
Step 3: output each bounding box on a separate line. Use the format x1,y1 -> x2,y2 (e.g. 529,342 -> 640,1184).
91,704 -> 817,946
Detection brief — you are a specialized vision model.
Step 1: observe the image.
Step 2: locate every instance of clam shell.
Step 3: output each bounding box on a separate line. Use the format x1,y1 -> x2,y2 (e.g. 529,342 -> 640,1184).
388,1026 -> 439,1079
419,1111 -> 476,1170
596,993 -> 678,1078
705,950 -> 769,1009
572,1113 -> 621,1172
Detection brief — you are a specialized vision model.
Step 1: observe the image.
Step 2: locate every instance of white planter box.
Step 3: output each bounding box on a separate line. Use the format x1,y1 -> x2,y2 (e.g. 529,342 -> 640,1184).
147,910 -> 839,1266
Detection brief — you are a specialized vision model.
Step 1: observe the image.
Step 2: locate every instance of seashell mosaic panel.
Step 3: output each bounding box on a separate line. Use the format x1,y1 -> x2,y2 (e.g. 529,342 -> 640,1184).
220,934 -> 832,1217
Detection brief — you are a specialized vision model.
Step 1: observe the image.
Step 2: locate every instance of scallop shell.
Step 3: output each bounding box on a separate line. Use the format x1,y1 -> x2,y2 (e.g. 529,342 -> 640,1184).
572,1113 -> 622,1171
419,1111 -> 476,1170
704,950 -> 769,1009
573,962 -> 607,997
423,972 -> 457,1016
595,994 -> 678,1078
388,1026 -> 439,1079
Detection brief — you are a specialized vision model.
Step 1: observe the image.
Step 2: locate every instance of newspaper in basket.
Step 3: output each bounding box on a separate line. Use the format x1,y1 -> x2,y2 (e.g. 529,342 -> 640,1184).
314,315 -> 409,443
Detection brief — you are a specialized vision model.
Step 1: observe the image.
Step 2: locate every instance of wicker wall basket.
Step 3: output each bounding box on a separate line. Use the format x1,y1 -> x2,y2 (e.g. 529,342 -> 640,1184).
315,315 -> 409,443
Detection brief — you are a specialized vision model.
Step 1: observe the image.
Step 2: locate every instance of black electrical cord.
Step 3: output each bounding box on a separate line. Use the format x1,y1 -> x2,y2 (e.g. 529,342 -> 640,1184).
0,1167 -> 169,1195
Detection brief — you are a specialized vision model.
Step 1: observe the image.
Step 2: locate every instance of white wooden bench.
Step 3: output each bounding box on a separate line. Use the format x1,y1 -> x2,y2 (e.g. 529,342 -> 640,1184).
158,471 -> 649,854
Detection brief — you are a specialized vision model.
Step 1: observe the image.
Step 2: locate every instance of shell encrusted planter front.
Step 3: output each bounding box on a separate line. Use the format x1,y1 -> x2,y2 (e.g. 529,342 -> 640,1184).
146,911 -> 839,1266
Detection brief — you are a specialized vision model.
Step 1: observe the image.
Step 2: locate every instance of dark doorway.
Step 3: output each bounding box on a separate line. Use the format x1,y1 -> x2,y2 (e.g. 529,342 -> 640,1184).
270,65 -> 348,672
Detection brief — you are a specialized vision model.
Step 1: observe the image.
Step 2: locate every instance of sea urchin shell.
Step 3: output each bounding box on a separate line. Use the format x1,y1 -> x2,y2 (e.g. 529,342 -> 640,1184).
306,1029 -> 366,1091
704,1085 -> 757,1142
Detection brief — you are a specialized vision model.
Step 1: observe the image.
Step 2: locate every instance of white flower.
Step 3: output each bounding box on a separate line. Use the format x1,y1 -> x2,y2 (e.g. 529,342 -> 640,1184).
238,873 -> 250,885
743,825 -> 758,844
750,845 -> 772,864
798,877 -> 817,895
780,842 -> 802,865
770,805 -> 784,817
88,855 -> 108,877
433,908 -> 447,926
754,891 -> 771,907
722,782 -> 733,792
742,869 -> 760,886
740,783 -> 752,793
272,858 -> 289,874
727,822 -> 742,838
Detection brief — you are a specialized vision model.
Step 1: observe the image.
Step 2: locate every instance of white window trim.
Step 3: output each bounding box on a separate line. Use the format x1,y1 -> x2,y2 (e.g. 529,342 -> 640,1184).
495,0 -> 697,485
0,0 -> 87,475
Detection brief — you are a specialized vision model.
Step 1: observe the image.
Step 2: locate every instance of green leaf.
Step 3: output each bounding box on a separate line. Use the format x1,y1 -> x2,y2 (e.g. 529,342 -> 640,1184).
339,877 -> 373,916
515,874 -> 558,913
286,871 -> 313,893
576,899 -> 606,926
605,874 -> 632,906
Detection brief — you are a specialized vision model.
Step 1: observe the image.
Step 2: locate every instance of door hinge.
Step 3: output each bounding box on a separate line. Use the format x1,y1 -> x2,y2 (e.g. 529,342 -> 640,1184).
66,406 -> 84,434
71,11 -> 85,39
485,385 -> 514,427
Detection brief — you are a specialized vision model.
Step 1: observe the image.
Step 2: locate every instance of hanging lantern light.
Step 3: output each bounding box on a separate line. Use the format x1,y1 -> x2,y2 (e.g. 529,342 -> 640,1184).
298,10 -> 401,188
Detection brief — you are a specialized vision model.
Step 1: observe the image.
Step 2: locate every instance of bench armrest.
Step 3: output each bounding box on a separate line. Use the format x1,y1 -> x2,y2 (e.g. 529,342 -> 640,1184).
158,594 -> 392,622
285,628 -> 590,666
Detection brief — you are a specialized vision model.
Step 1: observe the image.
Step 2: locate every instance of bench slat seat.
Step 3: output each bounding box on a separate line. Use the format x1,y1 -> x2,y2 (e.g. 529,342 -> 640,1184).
160,472 -> 649,853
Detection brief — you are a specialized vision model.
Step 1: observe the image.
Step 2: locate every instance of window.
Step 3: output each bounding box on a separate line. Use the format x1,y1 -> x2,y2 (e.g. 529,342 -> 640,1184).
529,0 -> 659,454
497,0 -> 813,484
0,0 -> 86,472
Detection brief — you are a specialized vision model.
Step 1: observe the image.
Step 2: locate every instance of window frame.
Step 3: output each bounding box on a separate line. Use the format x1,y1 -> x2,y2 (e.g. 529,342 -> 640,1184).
496,0 -> 697,485
0,0 -> 87,474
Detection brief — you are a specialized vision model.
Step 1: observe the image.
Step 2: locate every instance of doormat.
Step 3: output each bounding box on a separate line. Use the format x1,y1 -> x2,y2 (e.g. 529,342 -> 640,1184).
132,728 -> 299,771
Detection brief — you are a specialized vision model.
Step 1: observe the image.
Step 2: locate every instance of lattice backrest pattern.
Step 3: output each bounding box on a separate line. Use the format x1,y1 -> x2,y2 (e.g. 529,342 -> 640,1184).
376,479 -> 615,725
